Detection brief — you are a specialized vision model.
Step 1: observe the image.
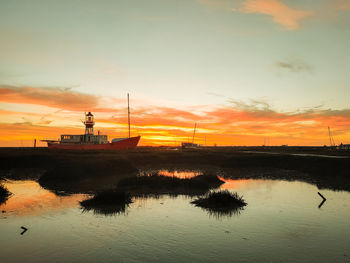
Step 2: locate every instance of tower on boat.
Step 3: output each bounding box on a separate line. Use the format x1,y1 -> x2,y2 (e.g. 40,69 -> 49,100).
59,112 -> 109,145
42,95 -> 140,150
84,112 -> 94,135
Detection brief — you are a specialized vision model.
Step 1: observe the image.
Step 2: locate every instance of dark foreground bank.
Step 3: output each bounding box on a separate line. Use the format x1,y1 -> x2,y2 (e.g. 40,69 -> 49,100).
0,147 -> 350,193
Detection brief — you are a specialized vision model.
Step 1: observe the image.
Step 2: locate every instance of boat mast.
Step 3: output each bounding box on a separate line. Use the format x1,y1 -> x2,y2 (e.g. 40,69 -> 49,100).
128,93 -> 131,138
328,126 -> 335,147
192,123 -> 197,144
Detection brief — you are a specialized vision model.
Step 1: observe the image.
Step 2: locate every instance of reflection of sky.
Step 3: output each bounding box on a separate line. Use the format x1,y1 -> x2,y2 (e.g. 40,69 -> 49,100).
158,170 -> 201,179
219,176 -> 259,190
0,178 -> 350,262
0,180 -> 87,216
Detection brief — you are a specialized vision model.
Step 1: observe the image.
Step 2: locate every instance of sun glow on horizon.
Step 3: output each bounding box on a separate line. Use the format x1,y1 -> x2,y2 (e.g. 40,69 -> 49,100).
1,94 -> 350,147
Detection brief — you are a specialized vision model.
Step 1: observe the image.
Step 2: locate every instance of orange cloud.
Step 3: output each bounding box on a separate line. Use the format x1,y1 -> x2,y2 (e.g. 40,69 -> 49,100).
1,86 -> 350,146
240,0 -> 313,30
0,85 -> 100,111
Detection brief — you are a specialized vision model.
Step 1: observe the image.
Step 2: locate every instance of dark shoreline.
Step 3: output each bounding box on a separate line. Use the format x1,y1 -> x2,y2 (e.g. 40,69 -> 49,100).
1,147 -> 350,193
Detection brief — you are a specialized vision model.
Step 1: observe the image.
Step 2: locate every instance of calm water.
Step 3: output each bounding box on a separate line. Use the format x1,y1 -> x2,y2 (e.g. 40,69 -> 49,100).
1,171 -> 350,263
242,151 -> 350,159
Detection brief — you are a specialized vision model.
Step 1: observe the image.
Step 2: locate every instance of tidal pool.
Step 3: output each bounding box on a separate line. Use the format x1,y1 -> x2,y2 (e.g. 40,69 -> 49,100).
1,173 -> 350,263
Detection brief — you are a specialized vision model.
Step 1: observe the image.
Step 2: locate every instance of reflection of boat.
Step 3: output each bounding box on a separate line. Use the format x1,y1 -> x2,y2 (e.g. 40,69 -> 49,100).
42,94 -> 140,150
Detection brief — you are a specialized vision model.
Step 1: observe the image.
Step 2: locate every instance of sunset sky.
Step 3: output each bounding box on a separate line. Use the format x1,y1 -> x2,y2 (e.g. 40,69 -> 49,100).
1,0 -> 350,146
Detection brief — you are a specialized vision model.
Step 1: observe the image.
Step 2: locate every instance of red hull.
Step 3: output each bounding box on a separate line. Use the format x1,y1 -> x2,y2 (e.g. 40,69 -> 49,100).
47,136 -> 140,150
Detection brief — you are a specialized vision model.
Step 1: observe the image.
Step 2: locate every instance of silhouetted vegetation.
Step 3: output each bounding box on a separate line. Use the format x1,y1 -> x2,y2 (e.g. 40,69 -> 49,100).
79,173 -> 225,214
0,183 -> 11,205
80,190 -> 132,215
222,154 -> 350,191
38,158 -> 137,194
117,173 -> 224,197
191,190 -> 247,217
1,147 -> 350,193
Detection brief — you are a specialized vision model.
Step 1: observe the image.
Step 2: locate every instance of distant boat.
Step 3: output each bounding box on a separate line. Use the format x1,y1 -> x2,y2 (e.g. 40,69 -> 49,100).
182,123 -> 200,149
181,142 -> 200,149
42,94 -> 140,150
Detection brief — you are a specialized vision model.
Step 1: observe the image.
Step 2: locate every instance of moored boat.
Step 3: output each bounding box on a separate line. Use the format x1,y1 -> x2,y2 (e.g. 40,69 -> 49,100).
42,94 -> 140,150
43,112 -> 140,150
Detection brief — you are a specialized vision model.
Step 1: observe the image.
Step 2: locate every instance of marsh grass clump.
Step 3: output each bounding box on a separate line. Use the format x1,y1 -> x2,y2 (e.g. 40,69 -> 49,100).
80,190 -> 132,215
117,173 -> 224,197
0,183 -> 11,205
191,190 -> 247,217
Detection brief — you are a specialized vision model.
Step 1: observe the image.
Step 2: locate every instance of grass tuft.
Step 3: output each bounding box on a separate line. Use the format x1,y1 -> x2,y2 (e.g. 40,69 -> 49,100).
191,190 -> 247,217
0,183 -> 11,205
80,190 -> 132,215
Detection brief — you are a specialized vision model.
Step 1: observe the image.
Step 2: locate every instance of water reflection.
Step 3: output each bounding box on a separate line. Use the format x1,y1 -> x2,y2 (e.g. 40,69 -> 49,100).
0,180 -> 86,216
81,202 -> 131,216
218,177 -> 256,190
0,170 -> 343,221
0,170 -> 298,219
140,169 -> 201,179
77,171 -> 224,216
1,176 -> 350,262
158,170 -> 201,179
137,171 -> 249,218
197,205 -> 245,219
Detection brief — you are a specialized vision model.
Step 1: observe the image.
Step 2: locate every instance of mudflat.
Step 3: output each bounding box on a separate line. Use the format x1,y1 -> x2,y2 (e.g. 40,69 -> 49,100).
1,147 -> 349,194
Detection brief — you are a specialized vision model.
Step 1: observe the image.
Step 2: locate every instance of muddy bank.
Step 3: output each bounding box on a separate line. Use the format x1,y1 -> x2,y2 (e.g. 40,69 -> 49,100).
38,157 -> 137,194
1,148 -> 350,193
117,173 -> 224,197
221,154 -> 350,191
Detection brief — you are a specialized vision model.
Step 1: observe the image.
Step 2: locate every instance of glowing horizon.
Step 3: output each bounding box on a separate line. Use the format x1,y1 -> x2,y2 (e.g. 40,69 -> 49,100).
1,85 -> 349,147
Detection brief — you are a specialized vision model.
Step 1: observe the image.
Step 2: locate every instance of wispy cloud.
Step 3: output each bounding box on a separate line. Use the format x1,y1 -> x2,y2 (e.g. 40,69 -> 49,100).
197,0 -> 313,30
240,0 -> 313,30
229,98 -> 273,112
275,58 -> 313,73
